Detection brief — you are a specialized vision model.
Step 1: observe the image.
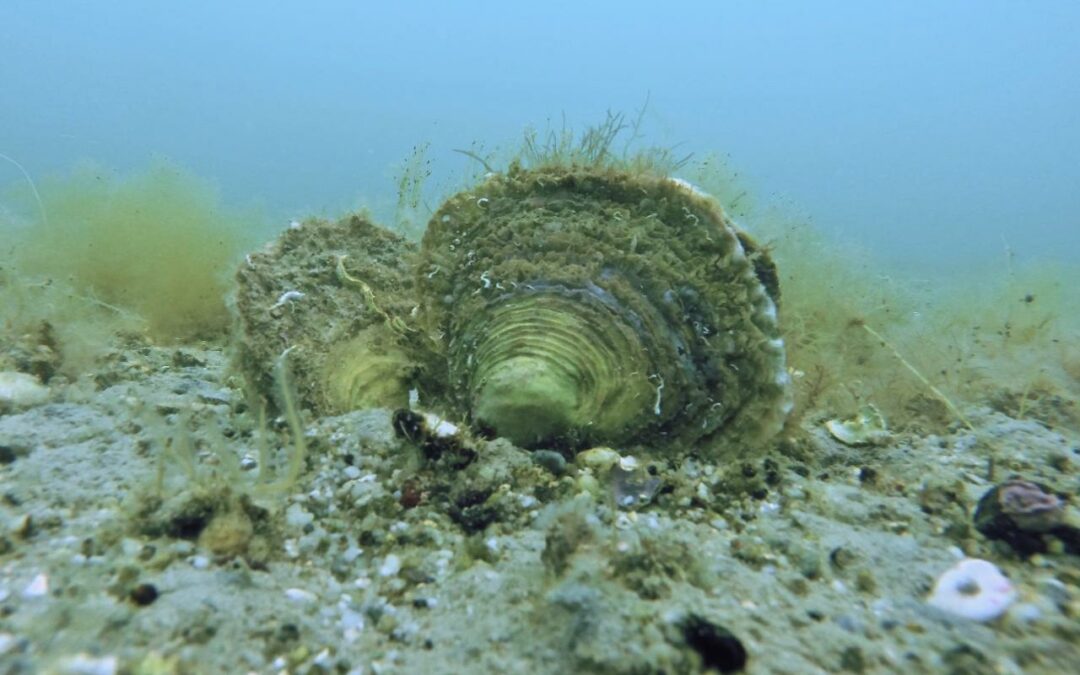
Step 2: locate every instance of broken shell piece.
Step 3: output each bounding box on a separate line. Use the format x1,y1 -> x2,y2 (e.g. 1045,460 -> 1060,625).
0,372 -> 49,412
612,464 -> 662,509
927,558 -> 1016,622
825,404 -> 891,446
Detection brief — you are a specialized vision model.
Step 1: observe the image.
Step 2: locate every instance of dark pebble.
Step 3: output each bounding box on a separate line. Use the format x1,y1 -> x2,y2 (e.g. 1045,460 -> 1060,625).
129,583 -> 159,606
531,450 -> 567,476
680,614 -> 748,673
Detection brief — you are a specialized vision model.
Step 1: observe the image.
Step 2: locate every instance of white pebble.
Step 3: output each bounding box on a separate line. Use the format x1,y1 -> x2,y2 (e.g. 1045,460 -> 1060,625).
285,503 -> 314,528
342,544 -> 363,563
0,372 -> 48,411
379,554 -> 401,577
340,608 -> 365,632
55,653 -> 117,675
190,555 -> 210,570
0,633 -> 17,655
927,558 -> 1017,622
284,588 -> 318,604
22,573 -> 48,598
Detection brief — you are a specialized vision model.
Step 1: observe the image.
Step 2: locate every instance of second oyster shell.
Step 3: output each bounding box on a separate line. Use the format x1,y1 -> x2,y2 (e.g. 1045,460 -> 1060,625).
232,214 -> 422,415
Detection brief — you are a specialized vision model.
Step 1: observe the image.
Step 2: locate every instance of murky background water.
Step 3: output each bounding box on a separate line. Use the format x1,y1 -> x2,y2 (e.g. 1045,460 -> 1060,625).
2,1 -> 1077,267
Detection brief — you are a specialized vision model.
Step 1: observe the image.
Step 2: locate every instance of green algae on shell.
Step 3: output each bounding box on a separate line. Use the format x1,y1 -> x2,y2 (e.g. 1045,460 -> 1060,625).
232,214 -> 424,414
416,165 -> 792,454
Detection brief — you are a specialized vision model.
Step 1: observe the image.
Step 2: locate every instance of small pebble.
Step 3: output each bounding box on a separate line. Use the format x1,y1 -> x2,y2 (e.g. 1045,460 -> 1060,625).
284,588 -> 318,604
22,573 -> 48,598
55,653 -> 118,675
379,554 -> 402,577
0,633 -> 17,655
129,583 -> 159,606
0,372 -> 49,411
285,503 -> 314,529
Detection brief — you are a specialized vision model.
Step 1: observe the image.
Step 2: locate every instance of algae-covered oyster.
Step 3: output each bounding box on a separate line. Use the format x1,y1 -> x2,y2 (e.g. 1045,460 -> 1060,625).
416,165 -> 792,454
232,214 -> 424,414
232,165 -> 792,457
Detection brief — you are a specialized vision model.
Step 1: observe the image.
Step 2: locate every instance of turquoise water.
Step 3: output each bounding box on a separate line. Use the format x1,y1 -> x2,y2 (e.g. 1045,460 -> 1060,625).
1,1 -> 1078,265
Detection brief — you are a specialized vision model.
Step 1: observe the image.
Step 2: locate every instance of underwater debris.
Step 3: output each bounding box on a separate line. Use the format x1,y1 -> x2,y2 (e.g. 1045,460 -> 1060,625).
856,321 -> 974,431
391,408 -> 477,469
0,152 -> 47,226
926,558 -> 1016,622
825,404 -> 891,446
610,463 -> 662,509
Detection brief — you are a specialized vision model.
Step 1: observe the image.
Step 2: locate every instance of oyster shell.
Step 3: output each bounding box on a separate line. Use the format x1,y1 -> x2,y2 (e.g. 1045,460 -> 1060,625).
232,214 -> 424,415
233,167 -> 792,457
416,165 -> 792,454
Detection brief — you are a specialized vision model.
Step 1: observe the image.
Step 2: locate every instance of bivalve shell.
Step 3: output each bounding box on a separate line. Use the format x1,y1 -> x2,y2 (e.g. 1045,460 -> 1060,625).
416,165 -> 792,454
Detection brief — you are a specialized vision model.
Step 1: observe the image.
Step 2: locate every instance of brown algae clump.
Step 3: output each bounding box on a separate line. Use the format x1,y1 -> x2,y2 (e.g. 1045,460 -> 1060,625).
416,164 -> 792,453
14,162 -> 259,341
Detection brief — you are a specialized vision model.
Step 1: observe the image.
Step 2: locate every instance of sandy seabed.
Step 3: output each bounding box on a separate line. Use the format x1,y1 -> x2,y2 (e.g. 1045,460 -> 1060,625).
0,340 -> 1077,674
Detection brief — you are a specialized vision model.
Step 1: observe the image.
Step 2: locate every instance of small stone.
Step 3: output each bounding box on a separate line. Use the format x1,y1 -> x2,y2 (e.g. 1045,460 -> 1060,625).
22,572 -> 48,598
973,478 -> 1073,556
531,450 -> 567,476
0,372 -> 49,412
577,447 -> 620,472
0,633 -> 18,656
129,583 -> 159,606
55,653 -> 118,675
379,554 -> 402,577
680,614 -> 748,673
284,588 -> 318,603
285,503 -> 315,529
839,646 -> 866,673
